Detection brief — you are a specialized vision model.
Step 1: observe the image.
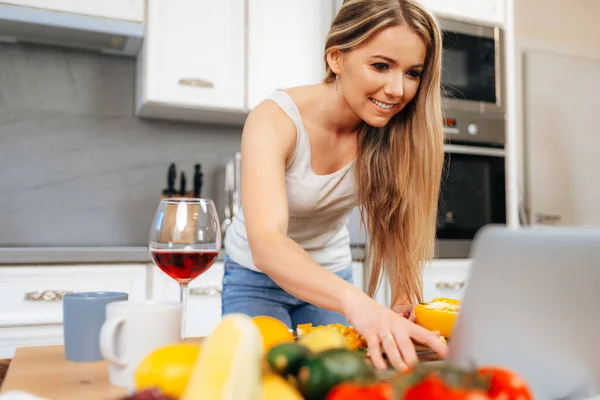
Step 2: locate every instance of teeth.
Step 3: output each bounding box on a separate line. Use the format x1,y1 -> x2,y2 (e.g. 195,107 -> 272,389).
371,98 -> 395,110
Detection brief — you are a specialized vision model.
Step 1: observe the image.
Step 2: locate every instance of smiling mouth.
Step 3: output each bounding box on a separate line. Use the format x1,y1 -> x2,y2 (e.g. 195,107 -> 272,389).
370,98 -> 396,110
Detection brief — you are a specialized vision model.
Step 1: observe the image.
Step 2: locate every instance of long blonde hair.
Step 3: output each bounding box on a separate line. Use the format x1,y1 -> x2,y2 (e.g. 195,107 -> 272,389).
324,0 -> 444,305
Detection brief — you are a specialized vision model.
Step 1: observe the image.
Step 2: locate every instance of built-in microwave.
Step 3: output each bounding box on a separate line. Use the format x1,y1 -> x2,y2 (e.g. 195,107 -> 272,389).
439,18 -> 504,114
438,18 -> 505,148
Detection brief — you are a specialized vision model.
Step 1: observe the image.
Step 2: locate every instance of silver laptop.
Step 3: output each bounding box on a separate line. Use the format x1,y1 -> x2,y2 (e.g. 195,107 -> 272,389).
448,225 -> 600,400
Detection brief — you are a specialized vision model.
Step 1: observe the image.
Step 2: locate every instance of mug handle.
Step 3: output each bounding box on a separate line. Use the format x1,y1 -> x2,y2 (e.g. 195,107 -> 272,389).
99,316 -> 127,367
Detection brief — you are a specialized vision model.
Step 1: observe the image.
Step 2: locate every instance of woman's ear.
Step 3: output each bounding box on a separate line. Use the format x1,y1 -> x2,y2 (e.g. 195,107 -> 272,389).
326,48 -> 343,75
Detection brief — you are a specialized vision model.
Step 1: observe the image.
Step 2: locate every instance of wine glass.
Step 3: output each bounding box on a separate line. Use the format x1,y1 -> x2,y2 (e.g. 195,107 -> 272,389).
149,198 -> 221,338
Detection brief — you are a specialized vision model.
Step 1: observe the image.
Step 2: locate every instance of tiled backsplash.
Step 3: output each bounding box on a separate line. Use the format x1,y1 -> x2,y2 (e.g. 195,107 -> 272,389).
0,43 -> 242,247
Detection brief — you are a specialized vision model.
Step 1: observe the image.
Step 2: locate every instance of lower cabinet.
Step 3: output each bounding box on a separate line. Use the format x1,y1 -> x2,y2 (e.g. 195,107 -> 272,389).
0,264 -> 149,358
423,259 -> 473,302
357,259 -> 472,307
0,325 -> 63,359
0,257 -> 472,357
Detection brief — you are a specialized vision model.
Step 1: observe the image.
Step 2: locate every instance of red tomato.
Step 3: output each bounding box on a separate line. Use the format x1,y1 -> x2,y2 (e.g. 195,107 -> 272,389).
478,367 -> 534,400
326,381 -> 393,400
404,375 -> 491,400
403,375 -> 454,399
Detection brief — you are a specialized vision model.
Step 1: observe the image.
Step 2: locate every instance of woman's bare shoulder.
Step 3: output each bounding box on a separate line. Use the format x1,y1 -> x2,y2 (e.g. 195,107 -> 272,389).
242,97 -> 297,160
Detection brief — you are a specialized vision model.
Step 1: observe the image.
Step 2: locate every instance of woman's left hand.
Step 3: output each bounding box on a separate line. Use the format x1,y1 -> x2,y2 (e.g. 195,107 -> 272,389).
392,304 -> 416,322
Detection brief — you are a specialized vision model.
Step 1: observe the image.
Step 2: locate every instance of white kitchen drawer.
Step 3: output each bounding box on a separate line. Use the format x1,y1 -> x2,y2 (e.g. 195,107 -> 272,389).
0,325 -> 63,358
150,261 -> 224,338
0,265 -> 148,327
422,259 -> 472,302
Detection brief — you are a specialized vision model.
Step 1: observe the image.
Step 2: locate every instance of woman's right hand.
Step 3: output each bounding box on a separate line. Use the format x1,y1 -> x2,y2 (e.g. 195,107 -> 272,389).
341,288 -> 449,371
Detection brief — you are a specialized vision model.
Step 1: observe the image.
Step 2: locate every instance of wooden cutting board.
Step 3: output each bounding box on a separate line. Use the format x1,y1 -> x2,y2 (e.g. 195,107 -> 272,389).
1,339 -> 441,400
1,338 -> 203,400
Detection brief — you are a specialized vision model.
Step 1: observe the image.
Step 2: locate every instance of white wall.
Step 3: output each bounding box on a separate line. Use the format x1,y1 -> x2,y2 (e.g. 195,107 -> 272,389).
515,0 -> 600,56
513,0 -> 600,225
514,0 -> 600,225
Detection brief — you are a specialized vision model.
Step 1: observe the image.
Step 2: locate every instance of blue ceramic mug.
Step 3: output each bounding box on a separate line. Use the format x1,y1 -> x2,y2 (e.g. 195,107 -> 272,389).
63,291 -> 129,362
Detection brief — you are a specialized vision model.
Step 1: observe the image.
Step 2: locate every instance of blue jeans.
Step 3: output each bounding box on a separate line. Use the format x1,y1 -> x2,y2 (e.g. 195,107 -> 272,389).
221,255 -> 352,329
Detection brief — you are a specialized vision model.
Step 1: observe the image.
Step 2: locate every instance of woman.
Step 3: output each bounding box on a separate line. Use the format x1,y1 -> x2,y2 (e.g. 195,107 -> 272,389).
222,0 -> 447,371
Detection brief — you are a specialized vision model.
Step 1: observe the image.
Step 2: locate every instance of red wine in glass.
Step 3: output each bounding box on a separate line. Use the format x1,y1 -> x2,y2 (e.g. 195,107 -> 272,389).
151,249 -> 219,284
149,198 -> 221,339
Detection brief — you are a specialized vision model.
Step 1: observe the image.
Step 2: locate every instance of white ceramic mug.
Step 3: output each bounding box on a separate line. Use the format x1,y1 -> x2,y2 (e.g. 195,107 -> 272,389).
99,301 -> 182,388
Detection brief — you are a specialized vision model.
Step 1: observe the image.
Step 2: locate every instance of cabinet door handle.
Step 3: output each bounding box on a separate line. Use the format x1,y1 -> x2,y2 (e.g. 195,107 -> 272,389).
189,286 -> 222,297
535,213 -> 562,224
24,290 -> 73,301
435,281 -> 465,290
179,78 -> 214,88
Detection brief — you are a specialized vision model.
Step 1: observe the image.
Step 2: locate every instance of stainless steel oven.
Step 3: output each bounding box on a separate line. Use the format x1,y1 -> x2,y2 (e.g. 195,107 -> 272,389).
436,144 -> 507,258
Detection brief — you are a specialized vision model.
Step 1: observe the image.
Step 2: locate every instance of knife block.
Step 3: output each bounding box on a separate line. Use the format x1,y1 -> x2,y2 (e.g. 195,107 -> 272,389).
161,192 -> 199,200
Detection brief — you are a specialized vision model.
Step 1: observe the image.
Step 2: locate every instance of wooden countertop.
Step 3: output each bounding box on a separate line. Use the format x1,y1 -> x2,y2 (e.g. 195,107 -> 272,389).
1,339 -> 439,400
1,338 -> 203,400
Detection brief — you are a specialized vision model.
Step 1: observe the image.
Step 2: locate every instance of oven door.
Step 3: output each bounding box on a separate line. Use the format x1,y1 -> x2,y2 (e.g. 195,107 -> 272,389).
436,144 -> 507,258
439,18 -> 504,115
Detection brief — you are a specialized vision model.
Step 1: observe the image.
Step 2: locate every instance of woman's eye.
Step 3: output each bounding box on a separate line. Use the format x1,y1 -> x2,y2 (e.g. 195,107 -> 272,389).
407,70 -> 423,79
372,62 -> 389,71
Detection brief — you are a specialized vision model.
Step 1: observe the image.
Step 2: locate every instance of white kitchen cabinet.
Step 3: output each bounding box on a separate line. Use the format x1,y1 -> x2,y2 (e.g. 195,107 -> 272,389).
422,259 -> 472,302
151,262 -> 224,338
0,0 -> 144,22
0,325 -> 64,358
135,0 -> 248,125
356,259 -> 471,306
246,0 -> 335,109
0,264 -> 149,357
420,0 -> 504,26
351,261 -> 364,292
0,265 -> 148,328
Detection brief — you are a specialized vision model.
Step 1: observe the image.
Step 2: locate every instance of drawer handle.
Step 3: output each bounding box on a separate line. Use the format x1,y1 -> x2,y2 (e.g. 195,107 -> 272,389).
435,281 -> 465,290
189,286 -> 222,297
179,78 -> 214,88
24,290 -> 73,301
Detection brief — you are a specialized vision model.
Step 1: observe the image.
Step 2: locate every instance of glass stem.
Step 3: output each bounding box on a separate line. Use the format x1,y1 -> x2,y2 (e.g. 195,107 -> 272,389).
180,282 -> 189,339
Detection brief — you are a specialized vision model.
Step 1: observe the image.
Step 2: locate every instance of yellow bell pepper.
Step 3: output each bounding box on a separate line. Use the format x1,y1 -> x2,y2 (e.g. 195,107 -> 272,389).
414,297 -> 461,338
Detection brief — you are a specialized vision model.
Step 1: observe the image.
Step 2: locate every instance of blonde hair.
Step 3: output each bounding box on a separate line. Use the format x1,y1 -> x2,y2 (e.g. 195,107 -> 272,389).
324,0 -> 444,305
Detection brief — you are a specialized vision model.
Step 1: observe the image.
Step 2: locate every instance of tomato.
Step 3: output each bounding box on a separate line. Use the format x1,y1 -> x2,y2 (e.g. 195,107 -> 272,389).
326,381 -> 393,400
403,375 -> 490,400
478,367 -> 534,400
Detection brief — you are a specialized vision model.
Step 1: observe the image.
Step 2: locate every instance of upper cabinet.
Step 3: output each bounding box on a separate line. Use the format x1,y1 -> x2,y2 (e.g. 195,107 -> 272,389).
136,0 -> 335,124
246,0 -> 335,109
0,0 -> 144,22
135,0 -> 248,125
419,0 -> 505,26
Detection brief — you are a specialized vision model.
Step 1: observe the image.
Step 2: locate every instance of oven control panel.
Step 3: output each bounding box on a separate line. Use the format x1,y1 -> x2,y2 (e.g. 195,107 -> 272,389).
442,109 -> 505,147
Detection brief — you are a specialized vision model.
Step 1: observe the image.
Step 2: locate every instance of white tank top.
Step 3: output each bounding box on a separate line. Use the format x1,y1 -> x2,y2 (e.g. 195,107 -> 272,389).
224,90 -> 358,273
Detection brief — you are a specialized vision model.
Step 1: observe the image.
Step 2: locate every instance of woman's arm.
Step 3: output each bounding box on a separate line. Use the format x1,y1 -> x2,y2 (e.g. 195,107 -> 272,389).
241,101 -> 448,370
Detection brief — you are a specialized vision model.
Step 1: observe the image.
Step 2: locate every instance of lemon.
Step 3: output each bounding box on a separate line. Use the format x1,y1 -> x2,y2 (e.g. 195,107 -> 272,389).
252,316 -> 294,352
261,374 -> 303,400
182,314 -> 264,400
297,326 -> 348,353
134,343 -> 201,398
